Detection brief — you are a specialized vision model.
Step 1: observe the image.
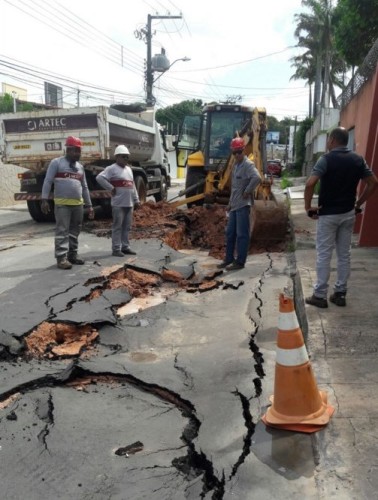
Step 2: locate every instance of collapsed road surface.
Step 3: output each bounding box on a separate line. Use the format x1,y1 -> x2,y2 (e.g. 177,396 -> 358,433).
0,202 -> 320,499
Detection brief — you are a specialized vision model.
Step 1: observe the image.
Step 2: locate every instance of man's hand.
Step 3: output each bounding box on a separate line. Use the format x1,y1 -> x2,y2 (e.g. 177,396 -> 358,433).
134,202 -> 141,210
242,191 -> 251,200
306,204 -> 322,219
88,207 -> 95,220
355,205 -> 363,215
41,200 -> 50,215
306,207 -> 319,219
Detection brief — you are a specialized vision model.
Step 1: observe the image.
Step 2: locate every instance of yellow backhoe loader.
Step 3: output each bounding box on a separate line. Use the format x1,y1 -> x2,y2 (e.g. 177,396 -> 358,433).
171,103 -> 288,244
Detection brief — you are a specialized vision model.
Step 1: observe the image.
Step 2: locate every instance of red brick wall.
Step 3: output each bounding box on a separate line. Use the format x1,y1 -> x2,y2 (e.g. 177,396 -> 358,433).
340,69 -> 378,246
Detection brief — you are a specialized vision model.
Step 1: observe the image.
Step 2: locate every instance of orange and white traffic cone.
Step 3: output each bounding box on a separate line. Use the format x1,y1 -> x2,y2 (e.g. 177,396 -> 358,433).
262,293 -> 335,433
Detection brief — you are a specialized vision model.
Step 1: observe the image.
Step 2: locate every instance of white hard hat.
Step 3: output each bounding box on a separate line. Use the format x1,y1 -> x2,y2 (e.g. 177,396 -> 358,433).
114,145 -> 130,156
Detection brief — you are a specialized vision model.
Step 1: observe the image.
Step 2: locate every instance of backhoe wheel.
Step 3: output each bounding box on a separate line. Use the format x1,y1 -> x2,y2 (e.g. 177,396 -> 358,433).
185,168 -> 206,208
27,200 -> 55,222
135,176 -> 147,204
154,175 -> 168,202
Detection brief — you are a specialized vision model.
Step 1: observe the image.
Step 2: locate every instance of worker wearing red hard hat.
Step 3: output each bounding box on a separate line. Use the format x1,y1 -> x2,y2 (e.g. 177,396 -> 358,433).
41,136 -> 94,269
217,137 -> 262,271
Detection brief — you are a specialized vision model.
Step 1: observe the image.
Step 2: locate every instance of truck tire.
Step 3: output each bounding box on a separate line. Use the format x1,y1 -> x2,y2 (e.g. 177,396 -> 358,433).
154,175 -> 168,202
27,200 -> 55,223
135,176 -> 147,203
100,199 -> 113,218
185,168 -> 206,208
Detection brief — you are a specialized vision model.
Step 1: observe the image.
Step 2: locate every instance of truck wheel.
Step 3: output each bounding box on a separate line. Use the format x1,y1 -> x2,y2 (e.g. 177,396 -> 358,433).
154,175 -> 167,202
185,168 -> 205,208
100,199 -> 113,218
135,176 -> 147,203
27,200 -> 55,223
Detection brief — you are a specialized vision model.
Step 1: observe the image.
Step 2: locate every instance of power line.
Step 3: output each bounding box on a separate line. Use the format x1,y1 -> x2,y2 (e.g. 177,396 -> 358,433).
176,47 -> 296,73
4,0 -> 145,75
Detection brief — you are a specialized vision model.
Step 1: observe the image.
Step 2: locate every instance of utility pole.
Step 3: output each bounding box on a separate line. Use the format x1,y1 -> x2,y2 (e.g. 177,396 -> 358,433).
292,116 -> 298,163
143,14 -> 182,107
12,91 -> 17,113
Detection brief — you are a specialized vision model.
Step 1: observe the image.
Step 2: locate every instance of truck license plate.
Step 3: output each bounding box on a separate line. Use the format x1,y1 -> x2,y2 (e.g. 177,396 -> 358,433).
45,142 -> 62,151
21,179 -> 37,186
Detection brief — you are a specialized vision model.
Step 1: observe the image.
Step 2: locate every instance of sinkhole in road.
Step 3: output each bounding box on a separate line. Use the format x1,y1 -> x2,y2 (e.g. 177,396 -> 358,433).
23,201 -> 271,361
24,261 -> 229,360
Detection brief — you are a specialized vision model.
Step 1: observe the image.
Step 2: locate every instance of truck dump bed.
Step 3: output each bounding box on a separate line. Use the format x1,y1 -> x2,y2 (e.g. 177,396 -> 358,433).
0,105 -> 159,171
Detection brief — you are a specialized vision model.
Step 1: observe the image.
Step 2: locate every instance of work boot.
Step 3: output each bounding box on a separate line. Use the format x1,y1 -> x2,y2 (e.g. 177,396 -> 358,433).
121,247 -> 137,255
112,250 -> 125,257
216,261 -> 232,269
305,295 -> 328,308
57,257 -> 73,270
330,292 -> 346,307
68,255 -> 85,265
225,261 -> 245,271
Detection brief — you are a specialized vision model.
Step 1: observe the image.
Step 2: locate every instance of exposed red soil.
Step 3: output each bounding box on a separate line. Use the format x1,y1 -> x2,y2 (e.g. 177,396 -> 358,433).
25,322 -> 98,359
85,200 -> 288,259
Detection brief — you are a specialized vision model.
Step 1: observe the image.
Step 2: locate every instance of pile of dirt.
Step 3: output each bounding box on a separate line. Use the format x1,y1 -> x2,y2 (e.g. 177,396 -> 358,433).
84,201 -> 229,259
84,201 -> 286,259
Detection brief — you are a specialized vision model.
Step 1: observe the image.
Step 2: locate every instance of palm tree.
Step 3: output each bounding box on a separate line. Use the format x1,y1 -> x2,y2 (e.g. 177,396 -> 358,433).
290,46 -> 316,118
291,0 -> 345,116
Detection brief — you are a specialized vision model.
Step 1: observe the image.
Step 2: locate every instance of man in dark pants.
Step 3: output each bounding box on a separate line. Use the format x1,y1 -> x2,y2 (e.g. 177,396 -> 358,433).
41,136 -> 94,269
305,126 -> 377,308
217,137 -> 261,271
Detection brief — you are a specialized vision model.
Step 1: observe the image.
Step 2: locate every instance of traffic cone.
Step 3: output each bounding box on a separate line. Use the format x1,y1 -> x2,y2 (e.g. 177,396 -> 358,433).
262,293 -> 335,433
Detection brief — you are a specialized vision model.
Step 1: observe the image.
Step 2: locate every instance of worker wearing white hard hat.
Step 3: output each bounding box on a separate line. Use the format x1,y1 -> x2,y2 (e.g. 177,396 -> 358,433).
114,145 -> 130,156
96,145 -> 140,257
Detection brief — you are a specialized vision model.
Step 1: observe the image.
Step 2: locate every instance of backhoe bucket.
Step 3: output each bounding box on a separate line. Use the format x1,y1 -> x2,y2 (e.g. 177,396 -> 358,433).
250,198 -> 289,250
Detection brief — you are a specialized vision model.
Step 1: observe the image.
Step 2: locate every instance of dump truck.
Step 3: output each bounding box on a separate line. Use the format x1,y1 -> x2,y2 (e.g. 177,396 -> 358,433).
172,102 -> 289,243
0,104 -> 171,222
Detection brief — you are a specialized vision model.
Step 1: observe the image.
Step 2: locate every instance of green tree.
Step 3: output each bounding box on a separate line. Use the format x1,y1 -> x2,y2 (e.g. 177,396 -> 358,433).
156,99 -> 203,134
0,93 -> 34,113
334,0 -> 378,67
290,51 -> 315,118
295,117 -> 313,169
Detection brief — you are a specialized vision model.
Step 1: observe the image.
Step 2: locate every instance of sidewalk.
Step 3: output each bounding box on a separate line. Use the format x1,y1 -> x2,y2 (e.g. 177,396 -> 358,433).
289,187 -> 378,499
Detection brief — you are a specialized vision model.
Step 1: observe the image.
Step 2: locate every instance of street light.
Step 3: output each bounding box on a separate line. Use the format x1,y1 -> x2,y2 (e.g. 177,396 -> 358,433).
153,56 -> 191,84
146,52 -> 190,106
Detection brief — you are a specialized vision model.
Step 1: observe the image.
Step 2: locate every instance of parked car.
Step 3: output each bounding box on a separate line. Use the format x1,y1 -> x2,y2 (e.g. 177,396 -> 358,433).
267,159 -> 283,177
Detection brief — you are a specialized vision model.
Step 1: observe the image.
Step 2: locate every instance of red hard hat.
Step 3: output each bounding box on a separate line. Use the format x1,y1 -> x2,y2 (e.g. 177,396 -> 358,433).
65,136 -> 82,148
230,137 -> 244,151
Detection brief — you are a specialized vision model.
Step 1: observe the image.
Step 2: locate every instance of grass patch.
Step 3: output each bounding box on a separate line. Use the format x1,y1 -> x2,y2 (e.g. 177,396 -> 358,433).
280,172 -> 293,190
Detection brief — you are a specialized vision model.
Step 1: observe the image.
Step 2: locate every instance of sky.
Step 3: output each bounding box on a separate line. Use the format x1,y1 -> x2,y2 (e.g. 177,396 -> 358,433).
0,0 -> 312,121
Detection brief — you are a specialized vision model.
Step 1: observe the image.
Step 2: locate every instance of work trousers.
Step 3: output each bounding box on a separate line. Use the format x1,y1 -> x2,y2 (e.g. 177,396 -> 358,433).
313,210 -> 355,298
54,204 -> 83,260
112,206 -> 133,251
225,205 -> 251,265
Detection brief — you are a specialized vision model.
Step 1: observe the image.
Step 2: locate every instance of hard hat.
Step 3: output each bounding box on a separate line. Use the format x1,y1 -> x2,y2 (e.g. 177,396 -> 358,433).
65,136 -> 82,148
114,145 -> 130,156
230,137 -> 245,151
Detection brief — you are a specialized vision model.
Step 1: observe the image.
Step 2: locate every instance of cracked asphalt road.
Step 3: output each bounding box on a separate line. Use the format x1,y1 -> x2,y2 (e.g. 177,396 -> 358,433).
0,209 -> 319,499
